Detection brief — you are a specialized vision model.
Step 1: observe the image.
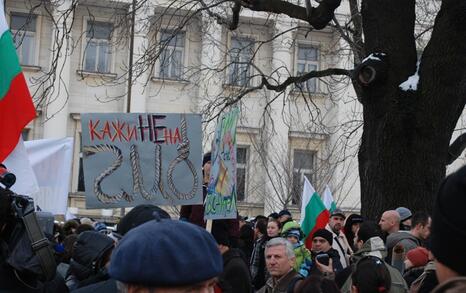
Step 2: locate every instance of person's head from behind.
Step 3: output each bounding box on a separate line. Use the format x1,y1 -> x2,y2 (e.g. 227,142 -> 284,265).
410,212 -> 431,241
432,165 -> 466,284
267,218 -> 281,238
295,274 -> 341,293
211,220 -> 231,254
109,219 -> 222,293
278,209 -> 292,223
378,210 -> 400,234
351,256 -> 391,293
354,221 -> 382,251
311,229 -> 333,253
265,237 -> 295,279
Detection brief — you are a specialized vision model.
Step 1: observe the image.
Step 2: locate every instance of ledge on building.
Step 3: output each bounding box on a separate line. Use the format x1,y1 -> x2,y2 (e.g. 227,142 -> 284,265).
289,88 -> 327,100
76,70 -> 118,80
21,65 -> 42,72
151,76 -> 190,84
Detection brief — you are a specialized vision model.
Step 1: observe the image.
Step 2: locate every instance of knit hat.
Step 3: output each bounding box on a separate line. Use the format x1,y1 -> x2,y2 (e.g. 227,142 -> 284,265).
109,219 -> 222,286
406,247 -> 429,267
286,228 -> 302,241
432,165 -> 466,276
116,204 -> 171,237
396,207 -> 412,222
312,229 -> 333,245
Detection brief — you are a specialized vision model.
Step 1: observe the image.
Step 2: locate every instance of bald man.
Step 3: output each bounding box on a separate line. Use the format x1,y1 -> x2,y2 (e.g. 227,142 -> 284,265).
379,210 -> 400,235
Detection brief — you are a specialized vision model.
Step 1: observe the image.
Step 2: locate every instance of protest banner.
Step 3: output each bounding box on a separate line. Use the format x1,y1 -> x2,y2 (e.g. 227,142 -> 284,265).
204,108 -> 239,219
81,113 -> 202,208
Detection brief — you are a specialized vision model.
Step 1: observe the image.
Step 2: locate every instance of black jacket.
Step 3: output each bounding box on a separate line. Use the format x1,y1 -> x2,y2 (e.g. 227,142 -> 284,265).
219,248 -> 252,293
71,278 -> 117,293
310,248 -> 343,275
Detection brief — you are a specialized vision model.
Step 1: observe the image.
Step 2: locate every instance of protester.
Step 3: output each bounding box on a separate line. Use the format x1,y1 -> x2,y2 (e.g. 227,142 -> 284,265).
278,209 -> 293,225
63,220 -> 79,236
257,237 -> 303,293
310,228 -> 343,274
326,208 -> 353,268
403,247 -> 429,287
396,207 -> 413,231
65,231 -> 114,290
109,219 -> 223,292
431,165 -> 466,291
340,221 -> 408,293
386,212 -> 431,264
343,214 -> 364,252
211,220 -> 252,293
238,219 -> 255,260
281,222 -> 312,277
379,210 -> 401,235
250,217 -> 268,290
268,212 -> 280,221
267,218 -> 282,238
351,256 -> 392,293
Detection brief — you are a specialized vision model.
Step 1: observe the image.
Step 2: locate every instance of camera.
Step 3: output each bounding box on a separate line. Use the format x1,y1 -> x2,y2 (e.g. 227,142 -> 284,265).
0,164 -> 56,284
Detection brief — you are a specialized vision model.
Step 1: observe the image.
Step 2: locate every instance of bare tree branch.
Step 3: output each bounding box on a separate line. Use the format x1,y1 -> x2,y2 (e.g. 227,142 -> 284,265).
447,133 -> 466,165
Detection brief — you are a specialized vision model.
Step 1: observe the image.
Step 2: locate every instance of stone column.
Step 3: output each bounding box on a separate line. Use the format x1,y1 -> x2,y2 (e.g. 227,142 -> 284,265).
43,0 -> 74,138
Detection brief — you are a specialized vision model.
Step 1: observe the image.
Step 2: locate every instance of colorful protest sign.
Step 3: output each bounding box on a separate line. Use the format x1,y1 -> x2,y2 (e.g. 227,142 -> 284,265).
81,113 -> 203,208
205,108 -> 239,219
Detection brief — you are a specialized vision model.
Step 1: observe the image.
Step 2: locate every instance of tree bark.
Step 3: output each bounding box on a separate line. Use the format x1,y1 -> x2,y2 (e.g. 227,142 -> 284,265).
358,0 -> 466,219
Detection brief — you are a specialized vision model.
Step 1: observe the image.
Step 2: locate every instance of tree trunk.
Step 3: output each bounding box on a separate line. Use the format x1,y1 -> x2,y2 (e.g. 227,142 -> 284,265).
358,0 -> 466,219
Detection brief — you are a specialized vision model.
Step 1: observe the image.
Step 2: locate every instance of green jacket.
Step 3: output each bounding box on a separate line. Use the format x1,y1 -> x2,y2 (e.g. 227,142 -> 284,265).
292,244 -> 311,272
340,237 -> 408,293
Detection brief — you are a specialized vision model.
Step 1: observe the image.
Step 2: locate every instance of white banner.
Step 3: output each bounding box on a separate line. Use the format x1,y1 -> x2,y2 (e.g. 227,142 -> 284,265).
24,137 -> 74,215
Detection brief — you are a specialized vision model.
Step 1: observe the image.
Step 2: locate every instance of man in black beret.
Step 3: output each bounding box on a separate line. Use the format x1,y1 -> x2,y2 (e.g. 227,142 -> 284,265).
109,219 -> 223,292
431,165 -> 466,291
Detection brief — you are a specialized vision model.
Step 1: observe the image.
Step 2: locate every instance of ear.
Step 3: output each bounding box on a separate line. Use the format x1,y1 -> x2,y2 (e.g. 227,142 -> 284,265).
351,285 -> 359,293
289,256 -> 296,267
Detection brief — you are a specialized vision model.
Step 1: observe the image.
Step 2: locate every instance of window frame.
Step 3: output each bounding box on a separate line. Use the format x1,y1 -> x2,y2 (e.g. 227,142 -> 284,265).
291,149 -> 316,205
71,114 -> 84,193
236,145 -> 249,201
226,34 -> 256,88
8,9 -> 42,67
294,42 -> 320,93
80,17 -> 115,74
155,29 -> 187,81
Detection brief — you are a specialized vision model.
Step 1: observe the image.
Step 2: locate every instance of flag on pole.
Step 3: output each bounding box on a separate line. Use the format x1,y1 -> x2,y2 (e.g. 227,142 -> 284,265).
300,177 -> 330,250
0,3 -> 37,163
322,185 -> 337,213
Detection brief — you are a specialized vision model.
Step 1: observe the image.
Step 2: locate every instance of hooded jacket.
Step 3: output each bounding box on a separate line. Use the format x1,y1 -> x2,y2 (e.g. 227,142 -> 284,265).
340,236 -> 408,293
386,232 -> 420,263
66,231 -> 113,290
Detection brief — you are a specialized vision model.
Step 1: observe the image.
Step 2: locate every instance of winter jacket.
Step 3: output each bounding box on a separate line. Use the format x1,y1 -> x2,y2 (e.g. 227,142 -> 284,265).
250,235 -> 268,290
179,185 -> 207,227
325,224 -> 353,268
292,243 -> 312,275
386,231 -> 420,263
71,278 -> 117,293
432,277 -> 466,293
310,248 -> 344,275
340,236 -> 408,293
257,269 -> 303,293
410,261 -> 438,293
218,248 -> 252,293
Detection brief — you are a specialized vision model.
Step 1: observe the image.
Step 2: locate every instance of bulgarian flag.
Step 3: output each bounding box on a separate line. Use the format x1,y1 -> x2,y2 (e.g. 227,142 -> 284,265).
300,177 -> 330,250
0,3 -> 36,163
322,185 -> 337,213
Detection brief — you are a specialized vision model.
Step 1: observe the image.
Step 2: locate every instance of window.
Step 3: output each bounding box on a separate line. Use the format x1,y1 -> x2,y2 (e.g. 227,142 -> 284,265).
10,13 -> 37,66
291,149 -> 316,205
159,30 -> 186,79
84,21 -> 112,73
236,146 -> 248,201
296,45 -> 319,92
228,37 -> 254,87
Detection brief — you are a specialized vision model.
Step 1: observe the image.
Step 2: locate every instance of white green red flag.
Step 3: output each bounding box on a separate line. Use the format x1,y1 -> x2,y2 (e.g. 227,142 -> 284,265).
0,3 -> 36,163
323,185 -> 337,213
300,177 -> 330,250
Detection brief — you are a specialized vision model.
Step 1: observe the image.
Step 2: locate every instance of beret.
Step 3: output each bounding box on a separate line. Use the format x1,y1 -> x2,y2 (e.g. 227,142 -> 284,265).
116,204 -> 171,236
109,219 -> 223,286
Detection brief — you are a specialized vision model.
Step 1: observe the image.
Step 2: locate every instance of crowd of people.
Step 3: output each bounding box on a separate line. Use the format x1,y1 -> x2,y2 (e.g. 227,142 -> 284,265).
1,157 -> 465,293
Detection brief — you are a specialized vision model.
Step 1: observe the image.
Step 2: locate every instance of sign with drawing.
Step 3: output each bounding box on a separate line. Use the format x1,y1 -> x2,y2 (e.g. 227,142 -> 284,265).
205,108 -> 239,220
81,113 -> 203,208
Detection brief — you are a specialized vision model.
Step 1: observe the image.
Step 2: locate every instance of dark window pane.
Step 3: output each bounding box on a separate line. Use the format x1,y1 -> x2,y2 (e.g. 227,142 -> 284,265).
87,21 -> 112,39
11,13 -> 36,32
237,147 -> 247,164
292,172 -> 301,205
78,157 -> 85,192
21,129 -> 30,141
237,168 -> 245,201
293,150 -> 314,170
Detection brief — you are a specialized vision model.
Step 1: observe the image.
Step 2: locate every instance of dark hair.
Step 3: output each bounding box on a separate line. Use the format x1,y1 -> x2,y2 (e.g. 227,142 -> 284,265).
352,256 -> 391,293
357,221 -> 382,244
0,189 -> 13,229
268,218 -> 282,229
343,214 -> 363,250
62,234 -> 78,263
295,274 -> 341,293
255,218 -> 268,235
76,223 -> 94,234
63,220 -> 79,236
411,212 -> 430,229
